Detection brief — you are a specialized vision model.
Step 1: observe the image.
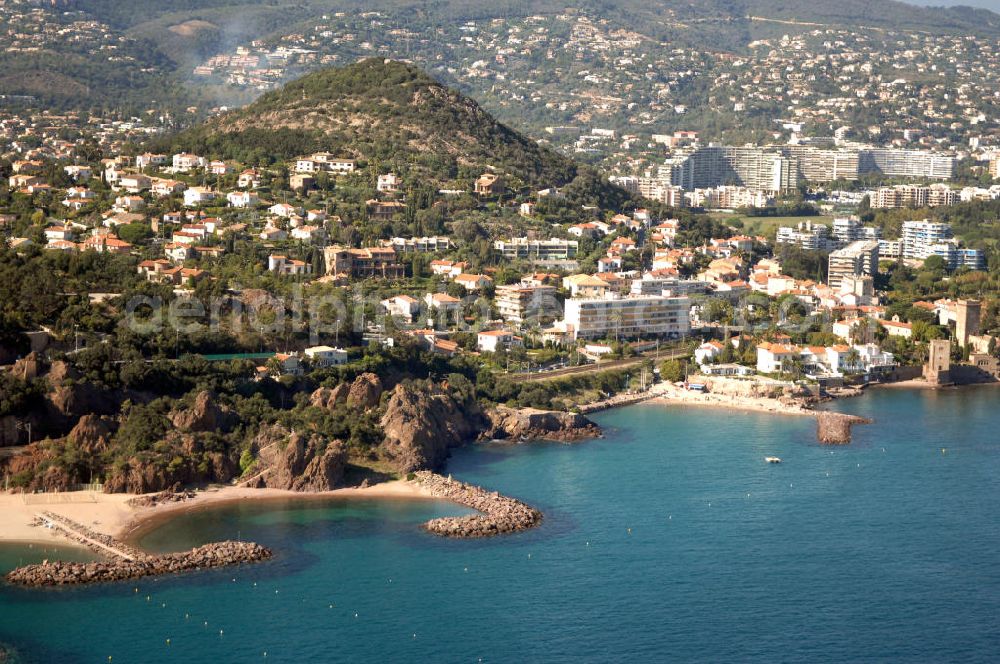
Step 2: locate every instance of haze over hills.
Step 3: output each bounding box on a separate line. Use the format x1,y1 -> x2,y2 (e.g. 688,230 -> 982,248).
3,0 -> 1000,115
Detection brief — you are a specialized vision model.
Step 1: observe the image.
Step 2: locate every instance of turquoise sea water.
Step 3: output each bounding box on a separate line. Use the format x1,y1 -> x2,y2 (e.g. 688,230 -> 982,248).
1,387 -> 999,663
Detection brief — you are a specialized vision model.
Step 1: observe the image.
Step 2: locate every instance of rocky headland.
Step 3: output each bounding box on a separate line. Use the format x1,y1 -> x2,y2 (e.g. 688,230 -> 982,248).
483,405 -> 601,442
378,380 -> 601,473
413,471 -> 542,538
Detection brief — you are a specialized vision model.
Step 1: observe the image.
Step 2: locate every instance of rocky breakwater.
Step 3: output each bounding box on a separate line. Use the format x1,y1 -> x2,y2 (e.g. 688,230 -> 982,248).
816,411 -> 873,444
412,471 -> 542,538
6,541 -> 272,587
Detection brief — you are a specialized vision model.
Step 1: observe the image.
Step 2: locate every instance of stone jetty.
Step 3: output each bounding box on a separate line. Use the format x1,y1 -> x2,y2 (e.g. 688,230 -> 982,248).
412,471 -> 542,538
5,512 -> 271,587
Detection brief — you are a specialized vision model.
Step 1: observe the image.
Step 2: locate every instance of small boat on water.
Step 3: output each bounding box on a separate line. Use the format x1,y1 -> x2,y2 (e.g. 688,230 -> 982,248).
765,456 -> 782,464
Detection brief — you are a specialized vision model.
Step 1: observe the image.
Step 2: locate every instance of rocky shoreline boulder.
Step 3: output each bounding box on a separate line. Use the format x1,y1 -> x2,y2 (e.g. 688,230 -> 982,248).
309,373 -> 383,412
66,414 -> 117,454
249,426 -> 347,491
379,383 -> 486,473
347,373 -> 383,410
310,384 -> 350,409
170,391 -> 236,433
483,405 -> 600,442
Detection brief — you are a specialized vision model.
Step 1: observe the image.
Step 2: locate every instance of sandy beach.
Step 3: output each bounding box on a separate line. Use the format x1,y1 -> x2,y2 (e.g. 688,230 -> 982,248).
591,381 -> 816,417
0,480 -> 435,551
650,384 -> 815,416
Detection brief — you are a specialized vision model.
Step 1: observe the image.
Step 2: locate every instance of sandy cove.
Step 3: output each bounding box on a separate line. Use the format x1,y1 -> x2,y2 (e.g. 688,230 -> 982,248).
648,382 -> 815,415
0,480 -> 435,551
584,381 -> 816,417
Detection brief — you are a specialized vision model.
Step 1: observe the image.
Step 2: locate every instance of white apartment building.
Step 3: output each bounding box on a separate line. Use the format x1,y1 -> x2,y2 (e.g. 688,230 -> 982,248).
858,149 -> 955,180
495,284 -> 559,324
901,220 -> 953,260
828,241 -> 879,290
832,218 -> 881,244
494,237 -> 579,260
294,153 -> 355,174
562,295 -> 690,341
776,220 -> 832,251
388,236 -> 452,253
664,146 -> 799,193
871,184 -> 959,209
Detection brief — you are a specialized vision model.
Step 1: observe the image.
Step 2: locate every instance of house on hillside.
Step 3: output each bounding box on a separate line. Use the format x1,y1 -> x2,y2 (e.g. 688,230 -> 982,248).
474,173 -> 504,197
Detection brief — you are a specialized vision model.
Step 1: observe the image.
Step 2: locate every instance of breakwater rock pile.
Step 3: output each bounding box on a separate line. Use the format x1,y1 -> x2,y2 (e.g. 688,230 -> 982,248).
6,512 -> 271,587
816,412 -> 873,444
413,471 -> 542,538
6,541 -> 272,587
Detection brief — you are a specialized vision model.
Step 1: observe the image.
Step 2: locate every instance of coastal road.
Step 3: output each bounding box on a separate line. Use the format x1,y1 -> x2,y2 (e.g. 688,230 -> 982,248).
505,347 -> 694,383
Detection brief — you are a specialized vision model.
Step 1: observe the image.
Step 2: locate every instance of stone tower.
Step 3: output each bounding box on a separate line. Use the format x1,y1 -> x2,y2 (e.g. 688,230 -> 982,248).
923,339 -> 952,385
956,299 -> 981,348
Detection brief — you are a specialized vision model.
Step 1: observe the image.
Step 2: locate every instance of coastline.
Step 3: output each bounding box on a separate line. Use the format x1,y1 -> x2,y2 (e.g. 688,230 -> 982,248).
582,380 -> 816,418
0,480 -> 437,553
3,377 -> 966,554
871,378 -> 1000,390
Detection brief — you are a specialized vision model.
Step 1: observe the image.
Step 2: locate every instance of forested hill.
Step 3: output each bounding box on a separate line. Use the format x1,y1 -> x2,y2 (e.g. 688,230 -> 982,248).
154,59 -> 628,201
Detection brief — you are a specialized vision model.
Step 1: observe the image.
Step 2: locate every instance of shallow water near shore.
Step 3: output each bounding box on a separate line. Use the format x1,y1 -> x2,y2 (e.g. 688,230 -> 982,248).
1,387 -> 999,662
